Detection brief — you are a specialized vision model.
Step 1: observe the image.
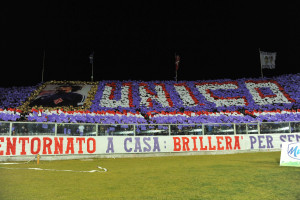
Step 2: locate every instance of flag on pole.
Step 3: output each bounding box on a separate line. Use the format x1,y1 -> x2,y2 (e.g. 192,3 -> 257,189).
175,54 -> 180,82
175,55 -> 180,71
260,51 -> 276,69
89,52 -> 94,64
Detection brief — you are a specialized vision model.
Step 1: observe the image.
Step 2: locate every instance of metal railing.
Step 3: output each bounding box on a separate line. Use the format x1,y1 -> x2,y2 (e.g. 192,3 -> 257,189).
0,121 -> 299,136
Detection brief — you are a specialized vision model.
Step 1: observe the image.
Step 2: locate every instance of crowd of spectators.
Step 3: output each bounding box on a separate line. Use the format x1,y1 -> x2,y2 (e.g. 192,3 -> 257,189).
0,86 -> 37,109
0,73 -> 299,125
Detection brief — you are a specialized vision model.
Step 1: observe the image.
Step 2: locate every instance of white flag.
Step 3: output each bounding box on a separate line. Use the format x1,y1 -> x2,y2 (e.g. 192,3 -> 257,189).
260,51 -> 276,69
89,52 -> 94,64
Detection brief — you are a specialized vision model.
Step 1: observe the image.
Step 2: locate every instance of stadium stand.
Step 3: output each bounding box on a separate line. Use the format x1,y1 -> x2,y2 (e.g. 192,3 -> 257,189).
0,86 -> 38,109
0,73 -> 299,124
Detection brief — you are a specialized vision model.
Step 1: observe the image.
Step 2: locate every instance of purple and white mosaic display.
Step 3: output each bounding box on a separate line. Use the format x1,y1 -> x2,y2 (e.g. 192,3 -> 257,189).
1,73 -> 300,124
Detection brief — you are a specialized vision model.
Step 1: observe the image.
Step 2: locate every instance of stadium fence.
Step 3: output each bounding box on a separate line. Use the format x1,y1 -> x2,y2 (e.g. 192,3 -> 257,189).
1,121 -> 299,136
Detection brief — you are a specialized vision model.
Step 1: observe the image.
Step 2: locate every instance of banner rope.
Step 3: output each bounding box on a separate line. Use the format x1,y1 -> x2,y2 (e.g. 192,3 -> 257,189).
0,164 -> 107,173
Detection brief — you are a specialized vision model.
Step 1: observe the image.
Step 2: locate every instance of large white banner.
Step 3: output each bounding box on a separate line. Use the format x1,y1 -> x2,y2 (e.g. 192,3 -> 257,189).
260,51 -> 276,69
0,134 -> 300,156
29,84 -> 93,107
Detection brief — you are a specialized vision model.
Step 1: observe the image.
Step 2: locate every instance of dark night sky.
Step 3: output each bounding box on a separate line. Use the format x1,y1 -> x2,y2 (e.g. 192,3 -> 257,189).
2,1 -> 300,87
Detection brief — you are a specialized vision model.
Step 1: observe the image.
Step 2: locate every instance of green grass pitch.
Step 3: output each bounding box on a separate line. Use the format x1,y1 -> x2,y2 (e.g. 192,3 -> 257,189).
1,152 -> 300,200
